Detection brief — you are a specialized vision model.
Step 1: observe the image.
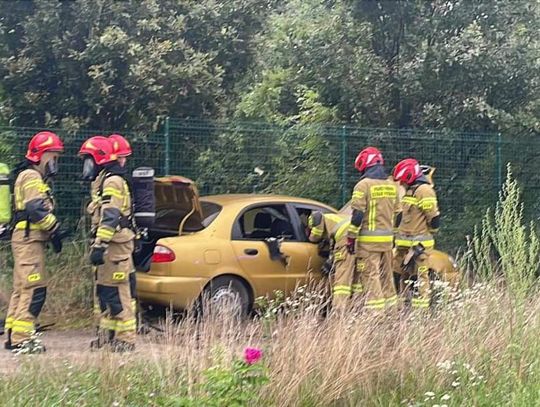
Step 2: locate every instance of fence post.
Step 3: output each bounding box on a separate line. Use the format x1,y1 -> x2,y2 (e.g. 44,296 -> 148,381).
164,116 -> 170,175
340,125 -> 348,206
496,132 -> 502,189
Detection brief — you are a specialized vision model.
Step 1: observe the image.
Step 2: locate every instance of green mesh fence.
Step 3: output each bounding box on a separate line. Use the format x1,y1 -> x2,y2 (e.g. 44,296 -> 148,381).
1,119 -> 538,251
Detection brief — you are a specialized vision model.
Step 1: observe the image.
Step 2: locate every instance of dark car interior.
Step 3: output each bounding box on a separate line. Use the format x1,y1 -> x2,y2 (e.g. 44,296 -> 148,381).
237,205 -> 296,241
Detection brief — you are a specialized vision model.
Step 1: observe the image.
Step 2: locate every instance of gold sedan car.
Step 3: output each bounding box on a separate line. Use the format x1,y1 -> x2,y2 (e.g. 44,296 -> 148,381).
136,177 -> 460,314
135,176 -> 335,315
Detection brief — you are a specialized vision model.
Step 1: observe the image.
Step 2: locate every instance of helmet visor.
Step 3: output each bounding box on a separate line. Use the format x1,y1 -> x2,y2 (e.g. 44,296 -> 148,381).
82,157 -> 98,181
45,156 -> 59,177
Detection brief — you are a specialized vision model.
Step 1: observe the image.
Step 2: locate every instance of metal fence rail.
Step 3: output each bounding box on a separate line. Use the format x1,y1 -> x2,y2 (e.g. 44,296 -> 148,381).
0,119 -> 538,250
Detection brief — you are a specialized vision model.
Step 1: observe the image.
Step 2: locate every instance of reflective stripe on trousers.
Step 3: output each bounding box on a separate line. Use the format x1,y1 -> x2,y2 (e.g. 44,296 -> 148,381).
412,298 -> 430,309
11,320 -> 35,333
365,298 -> 385,310
4,317 -> 14,330
333,285 -> 352,296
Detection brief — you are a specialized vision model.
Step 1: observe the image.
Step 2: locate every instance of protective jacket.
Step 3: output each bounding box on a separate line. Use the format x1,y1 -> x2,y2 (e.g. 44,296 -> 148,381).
12,168 -> 57,241
395,177 -> 440,249
348,165 -> 400,252
94,167 -> 135,245
308,213 -> 349,250
87,170 -> 107,235
308,213 -> 359,310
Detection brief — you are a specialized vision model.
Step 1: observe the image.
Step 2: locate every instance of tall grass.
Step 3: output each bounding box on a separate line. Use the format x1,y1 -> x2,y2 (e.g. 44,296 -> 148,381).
1,286 -> 540,406
1,167 -> 539,406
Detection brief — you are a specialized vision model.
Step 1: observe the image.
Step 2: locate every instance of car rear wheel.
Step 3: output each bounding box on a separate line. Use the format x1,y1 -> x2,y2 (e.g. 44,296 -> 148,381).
200,276 -> 251,318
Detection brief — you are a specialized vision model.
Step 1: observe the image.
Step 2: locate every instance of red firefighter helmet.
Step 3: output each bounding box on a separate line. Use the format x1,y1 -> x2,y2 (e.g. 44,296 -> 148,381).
25,131 -> 64,163
78,136 -> 117,165
109,133 -> 132,157
354,147 -> 384,172
393,158 -> 422,185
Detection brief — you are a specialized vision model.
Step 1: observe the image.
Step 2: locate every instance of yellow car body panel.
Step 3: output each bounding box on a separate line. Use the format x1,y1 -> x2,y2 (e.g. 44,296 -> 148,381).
136,178 -> 335,310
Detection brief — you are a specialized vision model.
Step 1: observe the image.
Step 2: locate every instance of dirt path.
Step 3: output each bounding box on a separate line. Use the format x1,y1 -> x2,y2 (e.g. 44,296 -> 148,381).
0,329 -> 169,377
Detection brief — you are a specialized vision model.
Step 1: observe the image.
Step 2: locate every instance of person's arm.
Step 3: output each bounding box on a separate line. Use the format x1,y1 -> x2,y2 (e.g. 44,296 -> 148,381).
418,185 -> 440,234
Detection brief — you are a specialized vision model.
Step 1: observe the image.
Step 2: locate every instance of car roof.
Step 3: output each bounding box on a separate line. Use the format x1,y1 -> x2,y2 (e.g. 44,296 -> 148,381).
200,194 -> 336,211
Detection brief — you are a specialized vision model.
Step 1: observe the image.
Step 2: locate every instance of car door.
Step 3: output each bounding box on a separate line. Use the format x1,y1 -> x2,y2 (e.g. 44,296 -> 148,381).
285,203 -> 336,289
230,203 -> 314,298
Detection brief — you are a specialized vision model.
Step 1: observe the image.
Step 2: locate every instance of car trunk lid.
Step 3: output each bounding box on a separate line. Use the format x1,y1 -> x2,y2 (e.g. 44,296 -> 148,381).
154,175 -> 204,234
134,176 -> 203,274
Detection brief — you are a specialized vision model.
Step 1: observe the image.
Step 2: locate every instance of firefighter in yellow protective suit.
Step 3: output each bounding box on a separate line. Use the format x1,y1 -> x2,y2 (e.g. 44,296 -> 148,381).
307,211 -> 357,311
392,159 -> 440,309
79,136 -> 136,352
5,132 -> 65,351
347,147 -> 401,311
108,134 -> 137,319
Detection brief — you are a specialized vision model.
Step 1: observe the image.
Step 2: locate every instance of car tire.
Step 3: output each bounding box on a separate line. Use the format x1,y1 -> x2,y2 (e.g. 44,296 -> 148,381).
200,276 -> 252,318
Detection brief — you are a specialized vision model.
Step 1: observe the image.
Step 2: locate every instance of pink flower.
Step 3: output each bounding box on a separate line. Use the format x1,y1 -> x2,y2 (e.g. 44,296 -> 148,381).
243,347 -> 263,365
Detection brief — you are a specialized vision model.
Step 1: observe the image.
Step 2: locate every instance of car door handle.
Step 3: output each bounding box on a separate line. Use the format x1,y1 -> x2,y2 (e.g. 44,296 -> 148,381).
244,248 -> 258,256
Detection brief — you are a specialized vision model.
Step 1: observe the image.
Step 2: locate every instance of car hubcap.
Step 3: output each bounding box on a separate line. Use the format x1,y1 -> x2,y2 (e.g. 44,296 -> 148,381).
211,288 -> 242,316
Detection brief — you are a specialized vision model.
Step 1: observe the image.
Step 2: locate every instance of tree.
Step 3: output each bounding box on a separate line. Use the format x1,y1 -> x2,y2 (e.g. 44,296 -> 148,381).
0,0 -> 276,130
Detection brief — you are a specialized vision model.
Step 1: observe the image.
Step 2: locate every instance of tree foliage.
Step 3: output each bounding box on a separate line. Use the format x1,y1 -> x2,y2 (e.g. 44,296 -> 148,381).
0,0 -> 537,134
0,0 -> 271,130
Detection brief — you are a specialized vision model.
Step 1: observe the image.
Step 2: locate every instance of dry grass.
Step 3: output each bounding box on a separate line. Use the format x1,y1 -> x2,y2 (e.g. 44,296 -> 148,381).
1,282 -> 539,406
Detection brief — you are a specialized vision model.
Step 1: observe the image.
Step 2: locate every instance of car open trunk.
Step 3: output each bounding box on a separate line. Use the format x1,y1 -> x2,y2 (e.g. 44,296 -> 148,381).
133,176 -> 203,271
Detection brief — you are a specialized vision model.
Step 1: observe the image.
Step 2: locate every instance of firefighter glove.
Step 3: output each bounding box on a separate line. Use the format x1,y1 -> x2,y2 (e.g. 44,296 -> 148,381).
50,225 -> 69,254
346,237 -> 356,254
90,244 -> 107,266
49,227 -> 64,253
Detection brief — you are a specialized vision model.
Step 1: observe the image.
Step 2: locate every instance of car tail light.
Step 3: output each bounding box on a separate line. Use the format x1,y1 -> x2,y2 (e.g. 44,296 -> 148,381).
152,245 -> 176,263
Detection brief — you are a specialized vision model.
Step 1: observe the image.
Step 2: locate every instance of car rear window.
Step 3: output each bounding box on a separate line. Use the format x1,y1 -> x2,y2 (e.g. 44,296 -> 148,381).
201,201 -> 222,227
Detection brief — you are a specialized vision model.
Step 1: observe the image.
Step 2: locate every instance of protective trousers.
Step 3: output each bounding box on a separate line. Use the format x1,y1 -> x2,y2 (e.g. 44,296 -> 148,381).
95,241 -> 136,344
93,269 -> 136,332
356,247 -> 396,310
6,239 -> 47,345
394,246 -> 432,309
331,245 -> 360,312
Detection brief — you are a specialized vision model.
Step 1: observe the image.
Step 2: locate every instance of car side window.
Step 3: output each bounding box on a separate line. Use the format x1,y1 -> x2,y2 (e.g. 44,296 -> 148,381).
292,204 -> 335,241
233,204 -> 298,241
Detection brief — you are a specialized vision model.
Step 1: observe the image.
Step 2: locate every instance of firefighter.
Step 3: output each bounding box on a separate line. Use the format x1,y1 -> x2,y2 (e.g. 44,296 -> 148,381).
108,134 -> 137,321
393,159 -> 440,309
307,211 -> 357,312
347,147 -> 401,311
5,131 -> 65,351
79,136 -> 136,352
